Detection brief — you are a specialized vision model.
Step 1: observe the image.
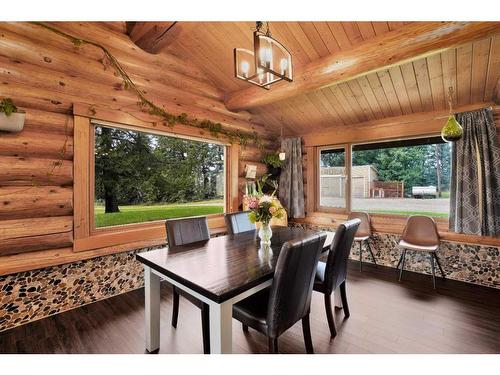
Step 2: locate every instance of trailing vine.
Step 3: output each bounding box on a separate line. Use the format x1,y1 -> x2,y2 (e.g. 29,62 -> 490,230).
31,22 -> 264,149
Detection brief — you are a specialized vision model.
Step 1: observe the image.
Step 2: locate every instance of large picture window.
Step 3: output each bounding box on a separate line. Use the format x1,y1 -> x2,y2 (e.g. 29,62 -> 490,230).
351,137 -> 451,218
93,124 -> 225,228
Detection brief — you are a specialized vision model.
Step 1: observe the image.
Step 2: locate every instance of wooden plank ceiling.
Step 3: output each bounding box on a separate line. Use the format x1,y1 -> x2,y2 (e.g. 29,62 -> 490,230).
113,22 -> 500,136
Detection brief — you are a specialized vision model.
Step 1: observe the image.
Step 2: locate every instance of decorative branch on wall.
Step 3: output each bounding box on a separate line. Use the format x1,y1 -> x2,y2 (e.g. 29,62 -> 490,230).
32,22 -> 264,149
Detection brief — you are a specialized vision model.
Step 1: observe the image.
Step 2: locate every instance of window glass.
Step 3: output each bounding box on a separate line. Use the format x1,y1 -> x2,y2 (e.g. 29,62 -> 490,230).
351,137 -> 451,218
319,148 -> 346,209
94,125 -> 225,228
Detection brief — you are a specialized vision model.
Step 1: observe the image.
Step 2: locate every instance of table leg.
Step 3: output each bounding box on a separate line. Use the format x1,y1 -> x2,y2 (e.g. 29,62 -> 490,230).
144,265 -> 161,353
334,289 -> 343,308
209,301 -> 233,354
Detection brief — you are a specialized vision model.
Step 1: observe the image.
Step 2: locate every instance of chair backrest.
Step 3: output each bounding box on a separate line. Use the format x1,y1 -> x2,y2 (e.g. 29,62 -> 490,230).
347,211 -> 371,238
225,211 -> 256,235
266,232 -> 327,338
401,215 -> 440,247
323,218 -> 361,293
165,216 -> 210,251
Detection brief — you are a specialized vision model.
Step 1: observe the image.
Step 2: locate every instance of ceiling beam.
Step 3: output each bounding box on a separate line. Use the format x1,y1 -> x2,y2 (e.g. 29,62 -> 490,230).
301,102 -> 498,147
225,22 -> 500,111
126,22 -> 191,54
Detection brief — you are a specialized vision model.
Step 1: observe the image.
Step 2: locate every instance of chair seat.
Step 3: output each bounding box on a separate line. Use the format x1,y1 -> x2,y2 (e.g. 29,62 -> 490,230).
313,261 -> 327,293
232,287 -> 270,335
354,236 -> 369,242
398,239 -> 438,252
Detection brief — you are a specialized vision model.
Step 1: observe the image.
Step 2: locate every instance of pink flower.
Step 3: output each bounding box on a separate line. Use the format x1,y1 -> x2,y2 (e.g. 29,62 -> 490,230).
247,196 -> 259,209
269,206 -> 277,214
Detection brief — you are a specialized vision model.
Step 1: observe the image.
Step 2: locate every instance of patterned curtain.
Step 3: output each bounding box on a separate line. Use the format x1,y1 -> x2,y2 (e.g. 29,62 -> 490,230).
449,108 -> 500,236
279,137 -> 305,218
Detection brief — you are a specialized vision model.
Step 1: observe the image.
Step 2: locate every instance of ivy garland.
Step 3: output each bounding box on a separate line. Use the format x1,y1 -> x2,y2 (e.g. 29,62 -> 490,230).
32,22 -> 264,149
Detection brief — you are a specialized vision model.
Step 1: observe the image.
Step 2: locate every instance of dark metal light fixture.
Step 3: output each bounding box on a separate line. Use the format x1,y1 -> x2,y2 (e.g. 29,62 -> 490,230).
234,22 -> 293,90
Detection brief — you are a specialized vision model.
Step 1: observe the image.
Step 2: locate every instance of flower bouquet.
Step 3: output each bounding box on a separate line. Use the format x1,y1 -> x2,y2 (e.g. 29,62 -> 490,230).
243,192 -> 285,246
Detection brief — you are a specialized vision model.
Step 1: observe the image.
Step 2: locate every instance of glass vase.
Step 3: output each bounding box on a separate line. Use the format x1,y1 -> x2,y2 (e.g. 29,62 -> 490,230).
258,222 -> 273,246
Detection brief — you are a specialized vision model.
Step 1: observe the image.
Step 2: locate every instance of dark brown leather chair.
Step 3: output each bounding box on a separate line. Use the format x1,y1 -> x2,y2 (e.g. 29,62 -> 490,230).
165,216 -> 211,353
225,211 -> 256,235
396,215 -> 445,289
232,232 -> 327,353
314,218 -> 361,337
347,212 -> 377,271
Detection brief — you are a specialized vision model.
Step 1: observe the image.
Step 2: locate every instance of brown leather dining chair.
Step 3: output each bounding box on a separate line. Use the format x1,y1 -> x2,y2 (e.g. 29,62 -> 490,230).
225,211 -> 256,235
396,215 -> 446,289
314,218 -> 361,337
165,216 -> 211,353
232,232 -> 327,353
347,211 -> 377,271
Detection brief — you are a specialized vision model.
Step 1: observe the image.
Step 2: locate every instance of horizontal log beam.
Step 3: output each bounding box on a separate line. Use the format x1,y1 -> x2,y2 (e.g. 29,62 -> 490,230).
302,102 -> 498,147
0,155 -> 73,186
127,22 -> 193,54
0,186 -> 73,220
225,22 -> 500,111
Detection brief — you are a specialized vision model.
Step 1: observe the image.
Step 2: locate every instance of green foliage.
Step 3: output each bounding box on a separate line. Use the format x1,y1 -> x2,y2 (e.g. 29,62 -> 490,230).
261,153 -> 284,168
94,202 -> 223,227
94,126 -> 225,215
0,98 -> 17,117
255,174 -> 278,196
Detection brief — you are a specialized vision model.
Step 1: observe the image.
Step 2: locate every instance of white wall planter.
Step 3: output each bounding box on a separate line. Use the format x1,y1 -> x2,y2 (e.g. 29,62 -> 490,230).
0,112 -> 25,132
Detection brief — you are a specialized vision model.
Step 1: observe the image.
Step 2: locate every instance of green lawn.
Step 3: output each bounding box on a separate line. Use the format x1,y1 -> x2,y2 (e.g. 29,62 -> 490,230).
95,200 -> 224,228
364,209 -> 449,218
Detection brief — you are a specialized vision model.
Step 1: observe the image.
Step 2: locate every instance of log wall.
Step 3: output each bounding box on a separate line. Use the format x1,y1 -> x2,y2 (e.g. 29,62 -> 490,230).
0,22 -> 268,271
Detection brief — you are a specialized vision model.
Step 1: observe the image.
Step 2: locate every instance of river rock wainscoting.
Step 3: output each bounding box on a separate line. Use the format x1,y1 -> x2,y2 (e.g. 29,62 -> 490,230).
0,245 -> 164,333
291,222 -> 499,289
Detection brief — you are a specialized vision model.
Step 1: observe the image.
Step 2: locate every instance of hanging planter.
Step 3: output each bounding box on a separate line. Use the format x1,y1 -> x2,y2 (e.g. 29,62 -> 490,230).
0,98 -> 25,133
441,87 -> 463,143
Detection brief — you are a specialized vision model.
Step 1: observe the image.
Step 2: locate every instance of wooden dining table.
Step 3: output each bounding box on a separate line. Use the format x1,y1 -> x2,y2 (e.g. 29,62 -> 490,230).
136,226 -> 336,354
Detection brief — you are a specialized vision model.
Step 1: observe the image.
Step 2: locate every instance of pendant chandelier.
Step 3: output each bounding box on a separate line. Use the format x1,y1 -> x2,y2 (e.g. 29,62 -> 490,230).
441,87 -> 463,143
234,22 -> 293,90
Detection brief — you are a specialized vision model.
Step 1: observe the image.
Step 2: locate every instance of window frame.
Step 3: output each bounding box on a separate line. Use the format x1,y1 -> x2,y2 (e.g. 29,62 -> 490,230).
73,104 -> 239,253
315,135 -> 450,226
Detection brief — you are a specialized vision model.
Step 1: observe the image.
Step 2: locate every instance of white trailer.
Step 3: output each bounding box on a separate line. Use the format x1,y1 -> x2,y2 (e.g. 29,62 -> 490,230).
412,186 -> 437,198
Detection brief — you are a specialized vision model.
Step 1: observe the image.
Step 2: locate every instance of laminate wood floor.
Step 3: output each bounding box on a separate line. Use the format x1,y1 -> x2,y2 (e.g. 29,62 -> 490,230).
1,262 -> 499,354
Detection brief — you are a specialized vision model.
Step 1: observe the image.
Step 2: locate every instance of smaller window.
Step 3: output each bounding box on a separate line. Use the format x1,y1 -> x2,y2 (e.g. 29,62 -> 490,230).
319,147 -> 347,210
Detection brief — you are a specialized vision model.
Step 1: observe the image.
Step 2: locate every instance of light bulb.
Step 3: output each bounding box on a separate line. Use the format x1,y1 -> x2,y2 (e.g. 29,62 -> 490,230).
241,60 -> 249,78
260,47 -> 272,67
280,58 -> 288,75
279,152 -> 286,161
258,68 -> 264,83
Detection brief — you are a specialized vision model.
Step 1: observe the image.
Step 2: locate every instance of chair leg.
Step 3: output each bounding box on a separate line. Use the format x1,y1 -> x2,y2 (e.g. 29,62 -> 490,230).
268,337 -> 278,354
339,281 -> 350,318
302,313 -> 314,354
359,241 -> 363,271
433,253 -> 446,279
398,250 -> 407,281
429,253 -> 436,290
242,324 -> 249,332
396,251 -> 404,270
171,285 -> 179,328
324,293 -> 337,337
366,240 -> 378,267
201,303 -> 210,354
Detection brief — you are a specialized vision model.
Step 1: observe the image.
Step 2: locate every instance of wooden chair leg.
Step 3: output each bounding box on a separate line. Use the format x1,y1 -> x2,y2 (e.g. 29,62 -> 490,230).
429,253 -> 436,290
433,253 -> 446,279
359,241 -> 363,271
267,337 -> 278,353
201,303 -> 210,354
366,240 -> 378,267
242,324 -> 249,332
398,250 -> 407,281
324,293 -> 337,337
339,281 -> 350,318
171,285 -> 179,328
302,313 -> 314,354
